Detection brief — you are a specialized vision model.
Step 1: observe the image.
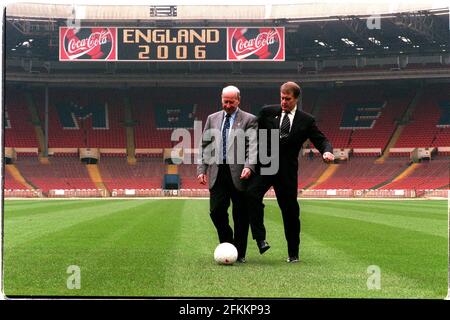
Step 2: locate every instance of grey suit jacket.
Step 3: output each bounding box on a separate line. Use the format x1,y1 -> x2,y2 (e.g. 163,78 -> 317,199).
197,108 -> 257,191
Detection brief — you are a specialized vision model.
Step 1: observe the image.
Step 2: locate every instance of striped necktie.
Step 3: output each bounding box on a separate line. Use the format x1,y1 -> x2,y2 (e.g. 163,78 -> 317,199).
222,114 -> 231,161
280,111 -> 291,139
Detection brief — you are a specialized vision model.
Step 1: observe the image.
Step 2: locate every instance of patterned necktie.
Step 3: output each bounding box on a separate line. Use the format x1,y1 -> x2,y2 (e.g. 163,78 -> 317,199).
280,111 -> 291,139
222,114 -> 231,161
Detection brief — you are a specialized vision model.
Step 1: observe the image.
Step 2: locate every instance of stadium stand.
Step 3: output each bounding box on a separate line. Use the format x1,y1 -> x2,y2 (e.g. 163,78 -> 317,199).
297,156 -> 330,189
4,167 -> 27,190
395,84 -> 450,148
14,156 -> 97,193
4,87 -> 39,148
3,83 -> 449,198
380,156 -> 449,190
315,86 -> 412,150
178,164 -> 203,189
31,87 -> 127,148
309,157 -> 410,190
314,88 -> 352,148
98,157 -> 165,190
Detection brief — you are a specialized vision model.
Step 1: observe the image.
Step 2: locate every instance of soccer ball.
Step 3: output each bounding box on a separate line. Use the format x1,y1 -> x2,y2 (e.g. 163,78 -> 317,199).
214,242 -> 238,265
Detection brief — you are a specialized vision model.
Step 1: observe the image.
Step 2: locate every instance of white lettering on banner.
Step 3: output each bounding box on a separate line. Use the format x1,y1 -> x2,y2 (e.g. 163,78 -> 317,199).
234,31 -> 277,60
67,31 -> 111,59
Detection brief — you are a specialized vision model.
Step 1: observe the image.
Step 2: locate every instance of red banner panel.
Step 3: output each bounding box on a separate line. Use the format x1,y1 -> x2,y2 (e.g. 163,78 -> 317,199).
227,27 -> 285,61
59,27 -> 117,61
59,27 -> 285,62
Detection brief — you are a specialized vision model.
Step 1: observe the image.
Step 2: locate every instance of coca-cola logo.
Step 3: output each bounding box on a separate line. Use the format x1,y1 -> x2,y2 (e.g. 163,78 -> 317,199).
60,27 -> 116,61
229,27 -> 284,61
67,31 -> 109,59
235,31 -> 277,59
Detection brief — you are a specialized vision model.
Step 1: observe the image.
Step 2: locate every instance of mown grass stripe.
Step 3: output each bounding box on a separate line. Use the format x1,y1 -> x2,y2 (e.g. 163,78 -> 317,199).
4,200 -> 186,296
299,232 -> 441,298
4,199 -> 72,208
302,202 -> 447,237
302,200 -> 446,220
3,199 -> 447,298
301,207 -> 447,298
5,199 -> 115,218
4,200 -> 151,247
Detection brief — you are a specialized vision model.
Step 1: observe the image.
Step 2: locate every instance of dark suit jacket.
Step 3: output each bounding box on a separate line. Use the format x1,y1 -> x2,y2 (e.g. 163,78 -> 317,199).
258,105 -> 333,177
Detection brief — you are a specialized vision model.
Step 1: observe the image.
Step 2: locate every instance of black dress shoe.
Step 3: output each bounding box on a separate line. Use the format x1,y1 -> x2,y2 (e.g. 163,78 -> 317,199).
286,256 -> 299,263
257,240 -> 270,254
237,257 -> 246,263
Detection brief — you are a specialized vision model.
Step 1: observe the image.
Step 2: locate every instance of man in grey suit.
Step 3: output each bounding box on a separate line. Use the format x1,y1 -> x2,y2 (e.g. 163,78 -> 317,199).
197,85 -> 257,263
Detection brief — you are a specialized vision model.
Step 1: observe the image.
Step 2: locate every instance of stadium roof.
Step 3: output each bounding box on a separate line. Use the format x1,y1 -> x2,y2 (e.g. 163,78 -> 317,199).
6,6 -> 448,60
5,0 -> 450,20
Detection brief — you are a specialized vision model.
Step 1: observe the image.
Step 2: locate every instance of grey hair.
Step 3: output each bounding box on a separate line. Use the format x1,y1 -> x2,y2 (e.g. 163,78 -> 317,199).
222,85 -> 240,100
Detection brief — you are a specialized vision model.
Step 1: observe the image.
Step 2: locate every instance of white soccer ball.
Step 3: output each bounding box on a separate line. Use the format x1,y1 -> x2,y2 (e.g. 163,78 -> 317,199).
214,242 -> 238,265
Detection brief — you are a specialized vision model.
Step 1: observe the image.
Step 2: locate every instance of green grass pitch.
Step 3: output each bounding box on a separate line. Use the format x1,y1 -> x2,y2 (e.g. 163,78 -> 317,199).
2,199 -> 448,298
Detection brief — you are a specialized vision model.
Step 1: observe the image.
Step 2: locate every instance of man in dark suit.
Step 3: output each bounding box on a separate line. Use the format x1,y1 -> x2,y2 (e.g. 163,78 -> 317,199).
247,81 -> 335,263
197,85 -> 257,263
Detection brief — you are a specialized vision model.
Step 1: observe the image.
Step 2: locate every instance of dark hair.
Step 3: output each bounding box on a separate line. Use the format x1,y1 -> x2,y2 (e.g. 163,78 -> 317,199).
280,81 -> 301,98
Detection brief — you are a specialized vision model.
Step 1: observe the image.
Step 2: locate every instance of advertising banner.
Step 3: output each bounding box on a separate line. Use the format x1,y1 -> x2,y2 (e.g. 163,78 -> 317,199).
59,27 -> 284,62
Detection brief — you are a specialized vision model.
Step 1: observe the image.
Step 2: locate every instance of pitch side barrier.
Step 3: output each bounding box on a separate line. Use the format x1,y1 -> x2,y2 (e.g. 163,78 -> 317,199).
4,188 -> 447,199
3,189 -> 43,198
3,189 -> 105,198
176,189 -> 447,199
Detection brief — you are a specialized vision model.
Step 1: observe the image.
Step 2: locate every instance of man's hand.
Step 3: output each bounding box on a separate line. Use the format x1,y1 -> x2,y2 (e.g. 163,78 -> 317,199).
322,152 -> 335,163
197,174 -> 207,185
240,168 -> 252,180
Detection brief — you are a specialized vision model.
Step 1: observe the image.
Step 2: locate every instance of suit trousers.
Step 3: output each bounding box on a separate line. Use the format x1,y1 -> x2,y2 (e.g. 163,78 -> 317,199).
247,166 -> 300,258
209,164 -> 249,259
